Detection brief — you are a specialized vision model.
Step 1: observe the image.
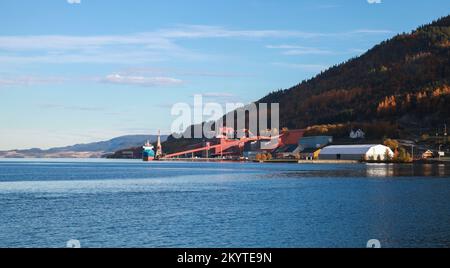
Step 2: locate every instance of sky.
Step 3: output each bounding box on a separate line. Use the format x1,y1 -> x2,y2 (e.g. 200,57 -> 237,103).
0,0 -> 449,150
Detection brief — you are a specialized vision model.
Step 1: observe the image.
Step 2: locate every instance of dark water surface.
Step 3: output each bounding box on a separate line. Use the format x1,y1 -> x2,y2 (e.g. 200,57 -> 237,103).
0,159 -> 449,248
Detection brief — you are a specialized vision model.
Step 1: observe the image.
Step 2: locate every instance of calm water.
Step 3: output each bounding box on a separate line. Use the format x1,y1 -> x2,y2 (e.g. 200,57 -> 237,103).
0,159 -> 449,248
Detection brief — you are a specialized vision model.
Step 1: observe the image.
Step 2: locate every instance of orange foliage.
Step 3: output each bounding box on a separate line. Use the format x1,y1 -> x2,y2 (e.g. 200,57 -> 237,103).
377,96 -> 397,113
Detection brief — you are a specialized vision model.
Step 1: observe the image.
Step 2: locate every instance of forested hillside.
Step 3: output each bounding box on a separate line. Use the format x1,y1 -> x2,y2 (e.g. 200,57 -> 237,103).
259,15 -> 450,137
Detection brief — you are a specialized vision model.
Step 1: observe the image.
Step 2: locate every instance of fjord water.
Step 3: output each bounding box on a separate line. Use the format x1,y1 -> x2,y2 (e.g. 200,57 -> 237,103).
0,159 -> 449,248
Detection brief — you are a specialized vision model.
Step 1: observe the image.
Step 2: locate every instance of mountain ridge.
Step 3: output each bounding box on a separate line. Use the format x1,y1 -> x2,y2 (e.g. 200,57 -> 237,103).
0,135 -> 168,158
257,14 -> 450,135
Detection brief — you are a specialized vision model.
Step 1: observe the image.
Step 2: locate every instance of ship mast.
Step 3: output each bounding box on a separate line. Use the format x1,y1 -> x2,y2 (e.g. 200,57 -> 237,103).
155,130 -> 162,159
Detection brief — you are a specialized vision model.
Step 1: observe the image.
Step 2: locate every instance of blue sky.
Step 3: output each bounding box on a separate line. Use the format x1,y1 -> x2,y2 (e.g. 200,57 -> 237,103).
0,0 -> 449,150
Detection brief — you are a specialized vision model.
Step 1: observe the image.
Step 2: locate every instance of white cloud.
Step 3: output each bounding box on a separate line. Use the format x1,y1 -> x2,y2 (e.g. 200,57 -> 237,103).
0,25 -> 392,64
41,104 -> 104,112
0,76 -> 65,87
201,92 -> 235,98
367,0 -> 382,4
67,0 -> 81,4
119,67 -> 254,78
158,25 -> 391,39
102,74 -> 183,87
266,45 -> 333,55
272,62 -> 329,72
157,25 -> 319,39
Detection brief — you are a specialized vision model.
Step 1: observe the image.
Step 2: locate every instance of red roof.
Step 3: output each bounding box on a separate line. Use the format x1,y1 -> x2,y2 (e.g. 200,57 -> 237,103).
281,129 -> 305,145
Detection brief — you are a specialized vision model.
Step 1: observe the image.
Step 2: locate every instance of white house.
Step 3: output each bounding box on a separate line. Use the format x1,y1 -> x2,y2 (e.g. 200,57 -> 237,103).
350,129 -> 365,139
319,144 -> 394,161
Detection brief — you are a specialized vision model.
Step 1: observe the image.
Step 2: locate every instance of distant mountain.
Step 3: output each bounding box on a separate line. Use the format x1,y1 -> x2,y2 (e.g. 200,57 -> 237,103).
0,135 -> 168,158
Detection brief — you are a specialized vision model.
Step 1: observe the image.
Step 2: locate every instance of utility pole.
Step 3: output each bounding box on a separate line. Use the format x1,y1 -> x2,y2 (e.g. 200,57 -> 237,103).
411,144 -> 415,161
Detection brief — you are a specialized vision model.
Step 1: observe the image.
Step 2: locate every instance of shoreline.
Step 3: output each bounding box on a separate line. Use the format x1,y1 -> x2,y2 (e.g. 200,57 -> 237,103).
1,157 -> 450,165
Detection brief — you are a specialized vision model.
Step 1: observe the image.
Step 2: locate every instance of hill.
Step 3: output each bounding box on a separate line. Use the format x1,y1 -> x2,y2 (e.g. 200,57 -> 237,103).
161,15 -> 450,153
259,15 -> 450,138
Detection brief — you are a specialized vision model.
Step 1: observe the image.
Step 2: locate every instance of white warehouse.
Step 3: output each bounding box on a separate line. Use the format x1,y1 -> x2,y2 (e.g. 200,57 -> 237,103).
319,144 -> 394,161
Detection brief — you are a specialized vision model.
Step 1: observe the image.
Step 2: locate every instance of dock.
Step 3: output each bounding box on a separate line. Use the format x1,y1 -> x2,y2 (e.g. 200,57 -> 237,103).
297,159 -> 360,164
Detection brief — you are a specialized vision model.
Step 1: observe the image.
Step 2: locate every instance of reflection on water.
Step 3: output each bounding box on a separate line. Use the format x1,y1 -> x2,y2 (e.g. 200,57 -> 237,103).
365,163 -> 450,177
276,163 -> 450,179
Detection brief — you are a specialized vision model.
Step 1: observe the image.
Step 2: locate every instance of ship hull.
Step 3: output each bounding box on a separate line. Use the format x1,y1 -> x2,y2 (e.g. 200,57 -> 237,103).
142,141 -> 156,161
143,156 -> 155,162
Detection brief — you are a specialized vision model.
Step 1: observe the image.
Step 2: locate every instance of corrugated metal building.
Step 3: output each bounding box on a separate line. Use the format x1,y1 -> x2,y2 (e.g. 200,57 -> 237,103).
298,136 -> 333,150
273,144 -> 301,159
319,144 -> 394,161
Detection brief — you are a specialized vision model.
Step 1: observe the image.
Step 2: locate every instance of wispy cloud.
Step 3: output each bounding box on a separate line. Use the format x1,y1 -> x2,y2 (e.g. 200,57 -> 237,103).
200,92 -> 236,98
67,0 -> 81,4
367,0 -> 382,4
267,45 -> 371,57
0,76 -> 65,87
102,74 -> 183,87
116,67 -> 254,78
157,25 -> 322,39
351,29 -> 389,34
0,25 -> 392,64
272,62 -> 329,72
266,45 -> 333,55
41,104 -> 104,112
191,92 -> 247,106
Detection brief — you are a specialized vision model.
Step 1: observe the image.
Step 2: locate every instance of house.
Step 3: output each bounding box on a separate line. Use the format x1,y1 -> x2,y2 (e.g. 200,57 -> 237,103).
422,150 -> 434,159
319,144 -> 394,161
349,129 -> 365,139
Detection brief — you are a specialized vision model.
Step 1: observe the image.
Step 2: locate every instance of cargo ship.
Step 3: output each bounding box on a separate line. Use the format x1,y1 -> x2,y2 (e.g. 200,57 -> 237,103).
142,141 -> 155,161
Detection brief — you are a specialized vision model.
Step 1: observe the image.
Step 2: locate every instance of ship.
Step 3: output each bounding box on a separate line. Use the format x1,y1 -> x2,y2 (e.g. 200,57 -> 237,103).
142,141 -> 155,161
142,131 -> 163,161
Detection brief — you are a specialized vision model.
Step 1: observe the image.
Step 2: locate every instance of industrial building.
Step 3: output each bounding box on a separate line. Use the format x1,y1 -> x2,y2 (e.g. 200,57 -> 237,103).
298,136 -> 333,151
297,136 -> 332,160
273,144 -> 301,159
319,144 -> 394,161
299,148 -> 321,160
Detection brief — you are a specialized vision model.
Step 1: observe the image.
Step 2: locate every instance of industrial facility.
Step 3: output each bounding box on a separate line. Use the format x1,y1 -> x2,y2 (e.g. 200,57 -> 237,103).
142,128 -> 396,163
319,144 -> 394,161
